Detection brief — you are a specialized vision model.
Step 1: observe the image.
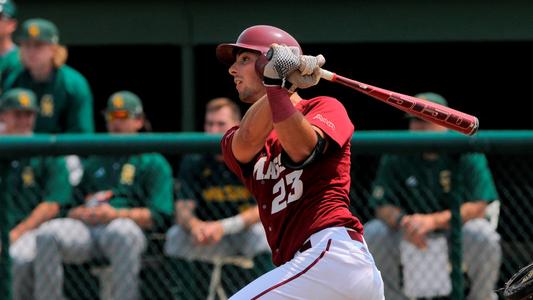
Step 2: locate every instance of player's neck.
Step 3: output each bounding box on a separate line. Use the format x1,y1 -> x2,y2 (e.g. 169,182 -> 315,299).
30,64 -> 54,82
0,36 -> 14,55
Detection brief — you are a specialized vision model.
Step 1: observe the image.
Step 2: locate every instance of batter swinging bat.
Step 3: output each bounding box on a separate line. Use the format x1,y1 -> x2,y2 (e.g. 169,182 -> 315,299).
319,69 -> 479,136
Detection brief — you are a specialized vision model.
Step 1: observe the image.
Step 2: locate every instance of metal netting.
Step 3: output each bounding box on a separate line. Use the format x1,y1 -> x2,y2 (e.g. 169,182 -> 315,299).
1,134 -> 532,300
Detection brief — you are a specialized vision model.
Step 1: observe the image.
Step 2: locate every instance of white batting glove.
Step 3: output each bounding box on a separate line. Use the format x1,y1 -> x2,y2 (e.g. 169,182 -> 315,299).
298,54 -> 325,75
287,54 -> 326,90
263,44 -> 301,82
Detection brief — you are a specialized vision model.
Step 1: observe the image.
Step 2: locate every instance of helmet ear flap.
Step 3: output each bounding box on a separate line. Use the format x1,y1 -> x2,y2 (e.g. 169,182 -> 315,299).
254,53 -> 269,80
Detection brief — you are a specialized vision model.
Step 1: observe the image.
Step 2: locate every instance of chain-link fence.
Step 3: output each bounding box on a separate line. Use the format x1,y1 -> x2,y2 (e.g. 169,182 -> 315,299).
1,132 -> 532,300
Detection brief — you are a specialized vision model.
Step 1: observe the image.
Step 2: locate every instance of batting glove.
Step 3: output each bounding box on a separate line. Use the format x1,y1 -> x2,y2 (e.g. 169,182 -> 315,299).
287,54 -> 326,90
262,44 -> 301,87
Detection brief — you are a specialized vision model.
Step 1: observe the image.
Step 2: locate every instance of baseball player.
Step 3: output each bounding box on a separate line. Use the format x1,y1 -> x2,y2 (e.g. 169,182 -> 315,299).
215,25 -> 384,299
3,18 -> 94,133
0,0 -> 21,92
365,92 -> 501,300
32,91 -> 174,300
0,88 -> 72,300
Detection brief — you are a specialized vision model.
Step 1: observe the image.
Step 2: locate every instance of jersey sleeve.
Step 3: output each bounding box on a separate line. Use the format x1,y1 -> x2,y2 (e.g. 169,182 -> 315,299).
43,156 -> 73,206
221,126 -> 246,180
369,155 -> 400,209
65,71 -> 95,133
460,153 -> 499,203
305,97 -> 354,148
143,154 -> 174,231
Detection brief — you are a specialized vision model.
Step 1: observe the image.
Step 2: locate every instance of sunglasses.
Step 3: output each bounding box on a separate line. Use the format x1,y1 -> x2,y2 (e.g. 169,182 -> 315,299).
105,110 -> 134,121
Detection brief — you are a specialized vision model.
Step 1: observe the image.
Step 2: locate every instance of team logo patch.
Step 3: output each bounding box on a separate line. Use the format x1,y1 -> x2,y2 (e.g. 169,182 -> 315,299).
18,92 -> 31,107
439,170 -> 451,193
22,166 -> 35,187
29,24 -> 40,38
120,163 -> 135,185
112,95 -> 124,108
40,95 -> 54,117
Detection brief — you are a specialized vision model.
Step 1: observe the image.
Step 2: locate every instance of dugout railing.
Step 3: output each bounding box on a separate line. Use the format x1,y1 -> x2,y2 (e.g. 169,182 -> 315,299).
1,130 -> 532,300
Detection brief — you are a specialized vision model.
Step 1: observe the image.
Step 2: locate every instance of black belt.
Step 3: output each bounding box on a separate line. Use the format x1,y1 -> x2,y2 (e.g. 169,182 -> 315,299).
299,228 -> 364,253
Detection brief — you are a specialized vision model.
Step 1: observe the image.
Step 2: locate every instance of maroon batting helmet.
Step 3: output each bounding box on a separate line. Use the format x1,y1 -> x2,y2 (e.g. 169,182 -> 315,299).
216,25 -> 301,65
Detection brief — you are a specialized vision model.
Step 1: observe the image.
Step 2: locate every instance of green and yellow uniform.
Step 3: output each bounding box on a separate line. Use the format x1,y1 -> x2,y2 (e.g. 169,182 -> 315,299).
0,46 -> 21,90
4,18 -> 94,133
4,66 -> 94,133
177,154 -> 255,221
3,156 -> 72,229
369,153 -> 499,213
77,154 -> 174,231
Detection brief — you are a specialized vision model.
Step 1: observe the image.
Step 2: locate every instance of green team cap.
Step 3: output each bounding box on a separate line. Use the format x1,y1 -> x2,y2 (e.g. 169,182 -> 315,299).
18,18 -> 59,44
105,91 -> 144,117
0,88 -> 38,112
0,0 -> 16,18
406,92 -> 448,119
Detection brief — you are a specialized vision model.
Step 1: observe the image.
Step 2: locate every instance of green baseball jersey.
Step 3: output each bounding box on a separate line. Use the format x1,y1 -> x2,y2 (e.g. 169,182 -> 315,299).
0,46 -> 21,92
3,65 -> 94,133
176,154 -> 255,221
76,153 -> 173,231
0,156 -> 72,230
369,153 -> 499,214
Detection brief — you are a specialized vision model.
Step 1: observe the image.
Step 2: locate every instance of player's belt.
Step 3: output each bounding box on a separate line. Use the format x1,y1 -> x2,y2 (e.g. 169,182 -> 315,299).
298,228 -> 363,253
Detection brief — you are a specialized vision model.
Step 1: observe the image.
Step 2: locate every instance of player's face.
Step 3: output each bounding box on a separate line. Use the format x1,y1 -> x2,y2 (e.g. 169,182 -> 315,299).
204,106 -> 239,134
20,40 -> 55,70
0,15 -> 16,38
0,109 -> 35,135
228,51 -> 266,104
106,117 -> 144,134
409,118 -> 448,132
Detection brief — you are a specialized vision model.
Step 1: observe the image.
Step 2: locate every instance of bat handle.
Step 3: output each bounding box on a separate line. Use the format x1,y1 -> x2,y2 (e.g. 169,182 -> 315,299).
319,69 -> 336,81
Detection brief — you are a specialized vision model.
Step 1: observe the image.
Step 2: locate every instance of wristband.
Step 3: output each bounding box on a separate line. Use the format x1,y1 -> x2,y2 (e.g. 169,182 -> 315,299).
220,215 -> 246,235
266,86 -> 297,123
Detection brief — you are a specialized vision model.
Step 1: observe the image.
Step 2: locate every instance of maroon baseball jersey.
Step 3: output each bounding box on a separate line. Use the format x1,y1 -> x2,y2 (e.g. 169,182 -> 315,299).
222,96 -> 363,266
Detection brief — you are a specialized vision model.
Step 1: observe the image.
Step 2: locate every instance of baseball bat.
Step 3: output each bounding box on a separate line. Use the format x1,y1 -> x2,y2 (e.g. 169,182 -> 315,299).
319,69 -> 479,136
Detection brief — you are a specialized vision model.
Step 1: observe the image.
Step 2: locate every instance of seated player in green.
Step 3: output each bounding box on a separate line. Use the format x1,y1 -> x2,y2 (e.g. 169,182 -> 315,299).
0,88 -> 72,300
33,91 -> 173,300
364,92 -> 501,300
164,97 -> 272,295
4,18 -> 94,133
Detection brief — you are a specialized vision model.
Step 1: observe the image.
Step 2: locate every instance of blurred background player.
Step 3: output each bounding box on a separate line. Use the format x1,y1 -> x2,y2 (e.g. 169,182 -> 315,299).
0,88 -> 71,300
33,91 -> 173,300
216,25 -> 384,299
3,18 -> 95,186
0,0 -> 21,92
365,92 -> 501,300
164,97 -> 272,297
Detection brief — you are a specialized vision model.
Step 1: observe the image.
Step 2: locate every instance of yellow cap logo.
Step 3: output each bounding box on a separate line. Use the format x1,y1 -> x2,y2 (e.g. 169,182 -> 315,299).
112,95 -> 124,108
18,92 -> 31,107
28,24 -> 40,38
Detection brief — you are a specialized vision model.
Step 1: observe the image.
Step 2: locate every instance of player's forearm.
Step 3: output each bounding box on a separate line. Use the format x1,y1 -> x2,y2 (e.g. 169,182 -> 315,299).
175,200 -> 199,230
274,114 -> 318,163
14,202 -> 60,234
376,205 -> 404,229
240,206 -> 261,227
116,208 -> 153,229
429,201 -> 487,230
232,95 -> 272,163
